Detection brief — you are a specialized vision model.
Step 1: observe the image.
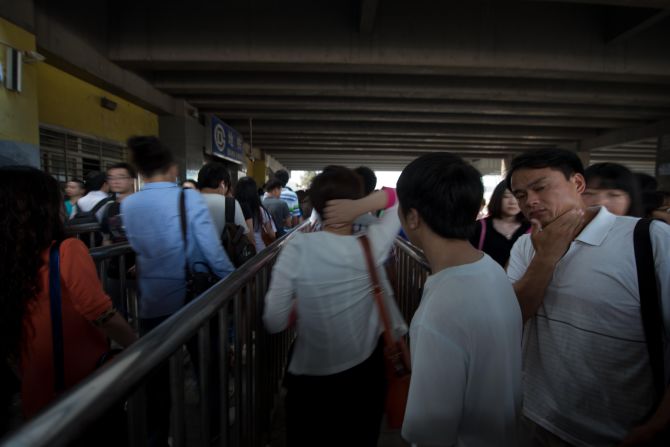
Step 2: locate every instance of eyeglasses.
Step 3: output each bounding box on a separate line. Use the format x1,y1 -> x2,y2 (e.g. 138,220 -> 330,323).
107,176 -> 131,181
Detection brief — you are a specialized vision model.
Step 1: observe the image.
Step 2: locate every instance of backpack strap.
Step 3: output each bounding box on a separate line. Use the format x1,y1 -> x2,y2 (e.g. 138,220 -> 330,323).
634,218 -> 664,406
49,241 -> 65,394
224,197 -> 235,225
89,196 -> 112,216
179,189 -> 192,281
477,219 -> 487,251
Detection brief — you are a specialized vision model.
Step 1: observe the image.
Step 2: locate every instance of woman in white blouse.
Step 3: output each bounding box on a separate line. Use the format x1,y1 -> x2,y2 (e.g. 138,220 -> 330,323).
263,166 -> 406,447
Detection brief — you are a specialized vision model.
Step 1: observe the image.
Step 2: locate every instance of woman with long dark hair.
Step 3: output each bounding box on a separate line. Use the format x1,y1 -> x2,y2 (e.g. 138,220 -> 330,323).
234,176 -> 276,251
0,166 -> 136,420
470,180 -> 530,267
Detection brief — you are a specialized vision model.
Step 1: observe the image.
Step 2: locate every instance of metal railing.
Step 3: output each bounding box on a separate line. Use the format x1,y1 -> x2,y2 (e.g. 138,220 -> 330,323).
392,237 -> 431,324
2,229 -> 301,447
64,223 -> 104,247
2,229 -> 431,447
90,242 -> 138,330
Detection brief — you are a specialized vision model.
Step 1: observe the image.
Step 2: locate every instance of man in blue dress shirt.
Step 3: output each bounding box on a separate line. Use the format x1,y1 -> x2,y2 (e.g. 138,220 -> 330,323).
121,136 -> 234,446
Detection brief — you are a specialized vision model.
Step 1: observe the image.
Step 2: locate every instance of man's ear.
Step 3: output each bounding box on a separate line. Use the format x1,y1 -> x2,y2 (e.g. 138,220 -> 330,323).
572,173 -> 586,194
405,208 -> 421,231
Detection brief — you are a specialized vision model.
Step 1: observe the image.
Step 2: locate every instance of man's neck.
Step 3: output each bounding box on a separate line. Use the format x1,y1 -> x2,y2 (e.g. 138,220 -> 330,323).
421,237 -> 483,276
144,175 -> 175,184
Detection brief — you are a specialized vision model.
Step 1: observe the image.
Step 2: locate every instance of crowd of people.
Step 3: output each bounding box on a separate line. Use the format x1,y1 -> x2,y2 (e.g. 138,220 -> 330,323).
1,137 -> 669,447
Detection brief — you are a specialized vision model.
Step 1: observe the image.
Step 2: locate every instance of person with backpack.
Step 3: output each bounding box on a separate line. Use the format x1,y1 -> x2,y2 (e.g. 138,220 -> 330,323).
235,176 -> 276,252
71,171 -> 113,224
506,148 -> 670,446
198,162 -> 256,267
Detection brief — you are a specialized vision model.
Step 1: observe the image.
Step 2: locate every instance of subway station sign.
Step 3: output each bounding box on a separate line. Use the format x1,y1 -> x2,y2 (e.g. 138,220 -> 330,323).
208,115 -> 244,164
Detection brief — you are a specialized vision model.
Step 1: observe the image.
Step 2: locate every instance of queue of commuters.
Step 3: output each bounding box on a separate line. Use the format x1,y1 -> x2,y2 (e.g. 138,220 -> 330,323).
3,137 -> 670,447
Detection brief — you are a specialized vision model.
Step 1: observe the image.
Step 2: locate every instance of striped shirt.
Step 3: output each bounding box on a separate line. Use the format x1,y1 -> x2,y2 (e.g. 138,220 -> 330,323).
280,187 -> 301,218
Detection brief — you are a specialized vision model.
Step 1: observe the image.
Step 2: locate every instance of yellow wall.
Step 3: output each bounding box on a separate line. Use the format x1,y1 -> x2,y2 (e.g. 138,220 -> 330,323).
0,17 -> 39,145
37,63 -> 158,144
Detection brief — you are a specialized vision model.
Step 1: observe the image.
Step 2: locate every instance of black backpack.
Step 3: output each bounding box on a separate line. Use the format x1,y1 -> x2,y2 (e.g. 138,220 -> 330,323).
220,197 -> 256,267
68,197 -> 112,225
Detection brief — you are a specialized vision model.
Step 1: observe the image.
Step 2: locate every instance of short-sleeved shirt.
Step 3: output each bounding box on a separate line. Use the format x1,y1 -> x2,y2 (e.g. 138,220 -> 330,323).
469,217 -> 531,267
262,196 -> 290,231
402,255 -> 522,447
201,193 -> 249,237
280,187 -> 301,218
507,207 -> 670,446
240,202 -> 275,251
20,238 -> 112,418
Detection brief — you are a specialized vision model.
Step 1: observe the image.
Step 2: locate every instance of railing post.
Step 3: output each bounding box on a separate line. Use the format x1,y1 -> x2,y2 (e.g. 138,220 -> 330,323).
170,348 -> 186,447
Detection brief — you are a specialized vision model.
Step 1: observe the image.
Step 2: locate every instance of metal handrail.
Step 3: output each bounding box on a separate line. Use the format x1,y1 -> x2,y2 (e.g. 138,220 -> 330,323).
64,223 -> 104,247
1,224 -> 307,447
2,225 -> 428,447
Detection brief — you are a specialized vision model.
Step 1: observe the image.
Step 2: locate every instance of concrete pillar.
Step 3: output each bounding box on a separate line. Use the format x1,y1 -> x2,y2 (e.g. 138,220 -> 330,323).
657,135 -> 670,191
248,158 -> 267,187
501,155 -> 515,177
577,151 -> 591,168
159,115 -> 206,182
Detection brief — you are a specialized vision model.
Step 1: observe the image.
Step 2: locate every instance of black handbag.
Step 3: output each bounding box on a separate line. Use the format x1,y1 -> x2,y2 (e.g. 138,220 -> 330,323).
179,190 -> 221,303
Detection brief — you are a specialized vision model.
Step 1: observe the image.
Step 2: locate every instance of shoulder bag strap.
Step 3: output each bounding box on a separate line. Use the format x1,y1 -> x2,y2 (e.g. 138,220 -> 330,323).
477,219 -> 487,251
634,218 -> 664,406
179,189 -> 191,279
224,197 -> 235,224
359,235 -> 397,348
49,241 -> 65,394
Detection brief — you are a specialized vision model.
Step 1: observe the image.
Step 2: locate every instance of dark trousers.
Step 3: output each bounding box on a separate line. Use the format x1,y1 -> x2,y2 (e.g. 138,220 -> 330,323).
139,315 -> 224,446
284,338 -> 387,447
140,316 -> 172,447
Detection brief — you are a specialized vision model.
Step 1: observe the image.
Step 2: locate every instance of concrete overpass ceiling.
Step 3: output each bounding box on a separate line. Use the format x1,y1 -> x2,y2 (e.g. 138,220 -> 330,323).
12,0 -> 670,171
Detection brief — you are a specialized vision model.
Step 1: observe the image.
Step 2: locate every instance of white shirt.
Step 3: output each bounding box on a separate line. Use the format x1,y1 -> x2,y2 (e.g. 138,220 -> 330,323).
263,204 -> 407,375
507,207 -> 670,447
76,190 -> 111,222
201,193 -> 249,237
402,255 -> 522,447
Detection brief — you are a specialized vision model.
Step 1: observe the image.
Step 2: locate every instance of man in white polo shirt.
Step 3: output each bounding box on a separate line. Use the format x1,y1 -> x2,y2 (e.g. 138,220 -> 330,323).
506,148 -> 670,447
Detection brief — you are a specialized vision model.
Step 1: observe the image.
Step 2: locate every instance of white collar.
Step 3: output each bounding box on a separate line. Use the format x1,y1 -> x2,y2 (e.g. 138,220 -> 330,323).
574,206 -> 616,246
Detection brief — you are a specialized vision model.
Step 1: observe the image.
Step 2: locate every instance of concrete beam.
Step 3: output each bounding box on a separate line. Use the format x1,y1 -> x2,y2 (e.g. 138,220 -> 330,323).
579,118 -> 670,151
154,73 -> 670,106
359,0 -> 380,34
109,1 -> 670,80
210,109 -> 641,129
607,9 -> 670,45
251,136 -> 561,146
230,120 -> 598,140
32,4 -> 177,115
191,96 -> 670,120
527,0 -> 670,8
0,0 -> 35,32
